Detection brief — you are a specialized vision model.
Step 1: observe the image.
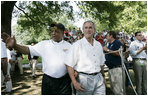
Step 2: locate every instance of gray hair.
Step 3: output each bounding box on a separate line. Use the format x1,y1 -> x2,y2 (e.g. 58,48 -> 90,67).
82,21 -> 96,30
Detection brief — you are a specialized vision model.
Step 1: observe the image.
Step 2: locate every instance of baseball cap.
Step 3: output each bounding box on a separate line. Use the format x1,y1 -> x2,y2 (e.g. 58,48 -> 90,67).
50,23 -> 65,32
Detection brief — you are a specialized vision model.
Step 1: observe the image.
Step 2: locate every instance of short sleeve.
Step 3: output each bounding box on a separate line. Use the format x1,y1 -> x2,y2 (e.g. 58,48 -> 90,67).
29,41 -> 45,57
100,46 -> 106,66
65,42 -> 79,68
129,42 -> 137,56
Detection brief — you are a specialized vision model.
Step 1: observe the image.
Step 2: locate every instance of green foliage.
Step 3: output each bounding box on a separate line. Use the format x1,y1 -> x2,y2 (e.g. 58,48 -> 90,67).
14,1 -> 74,44
78,1 -> 147,34
13,1 -> 147,41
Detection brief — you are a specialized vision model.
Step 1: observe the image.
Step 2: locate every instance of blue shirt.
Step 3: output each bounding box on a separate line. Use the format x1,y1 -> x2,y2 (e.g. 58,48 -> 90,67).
105,40 -> 122,69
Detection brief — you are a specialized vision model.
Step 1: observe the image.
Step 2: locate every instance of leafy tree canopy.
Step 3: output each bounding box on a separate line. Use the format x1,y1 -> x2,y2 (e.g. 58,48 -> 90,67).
78,1 -> 147,34
12,1 -> 147,44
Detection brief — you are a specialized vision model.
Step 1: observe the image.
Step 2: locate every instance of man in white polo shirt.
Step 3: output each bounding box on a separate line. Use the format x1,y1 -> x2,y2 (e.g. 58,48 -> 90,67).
2,23 -> 72,95
65,21 -> 106,95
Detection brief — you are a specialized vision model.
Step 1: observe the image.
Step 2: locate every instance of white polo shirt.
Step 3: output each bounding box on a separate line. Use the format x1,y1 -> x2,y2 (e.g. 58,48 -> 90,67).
1,40 -> 7,58
129,40 -> 147,59
29,40 -> 71,78
65,37 -> 105,73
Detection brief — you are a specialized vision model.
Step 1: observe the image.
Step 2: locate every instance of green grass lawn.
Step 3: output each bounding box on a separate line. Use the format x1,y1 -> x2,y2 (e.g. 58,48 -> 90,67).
22,55 -> 42,64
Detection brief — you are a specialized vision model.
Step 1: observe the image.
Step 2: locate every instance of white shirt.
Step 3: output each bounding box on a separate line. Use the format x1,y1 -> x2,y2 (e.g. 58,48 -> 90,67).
29,40 -> 71,78
65,37 -> 105,73
10,50 -> 16,61
129,40 -> 147,59
7,49 -> 11,60
1,40 -> 7,58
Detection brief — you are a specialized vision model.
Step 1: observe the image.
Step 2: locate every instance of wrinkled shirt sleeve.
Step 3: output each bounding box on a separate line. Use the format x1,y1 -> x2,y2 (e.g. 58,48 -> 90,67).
65,43 -> 79,68
129,42 -> 137,56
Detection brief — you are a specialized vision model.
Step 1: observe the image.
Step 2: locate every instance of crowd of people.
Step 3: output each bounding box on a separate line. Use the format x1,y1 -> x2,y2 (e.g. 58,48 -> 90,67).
1,20 -> 147,95
1,42 -> 39,93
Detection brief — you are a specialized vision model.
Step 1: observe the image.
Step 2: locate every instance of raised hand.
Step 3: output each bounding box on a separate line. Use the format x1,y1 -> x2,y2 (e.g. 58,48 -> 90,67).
1,32 -> 16,48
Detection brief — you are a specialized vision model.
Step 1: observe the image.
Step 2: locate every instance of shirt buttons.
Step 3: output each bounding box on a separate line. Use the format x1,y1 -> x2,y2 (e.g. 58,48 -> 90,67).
93,54 -> 95,56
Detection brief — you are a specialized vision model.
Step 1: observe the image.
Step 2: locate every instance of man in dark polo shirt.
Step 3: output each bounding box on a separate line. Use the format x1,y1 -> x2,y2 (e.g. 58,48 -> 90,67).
103,31 -> 125,95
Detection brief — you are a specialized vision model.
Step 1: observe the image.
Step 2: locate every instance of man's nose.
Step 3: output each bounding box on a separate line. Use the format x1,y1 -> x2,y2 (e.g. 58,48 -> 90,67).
52,31 -> 56,35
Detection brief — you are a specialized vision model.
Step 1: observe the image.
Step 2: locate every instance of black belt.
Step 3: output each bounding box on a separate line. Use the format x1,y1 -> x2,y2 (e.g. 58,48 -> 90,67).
134,58 -> 146,60
44,73 -> 69,80
79,72 -> 100,75
110,65 -> 121,69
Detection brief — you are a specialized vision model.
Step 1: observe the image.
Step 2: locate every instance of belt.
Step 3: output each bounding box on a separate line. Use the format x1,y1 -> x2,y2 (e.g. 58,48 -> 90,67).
110,65 -> 121,69
134,58 -> 146,60
79,72 -> 100,75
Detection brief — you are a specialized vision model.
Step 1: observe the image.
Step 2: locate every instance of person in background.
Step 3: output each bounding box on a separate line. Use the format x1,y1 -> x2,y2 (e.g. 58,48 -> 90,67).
10,48 -> 16,74
104,31 -> 125,95
72,28 -> 76,36
129,31 -> 147,95
16,51 -> 23,74
28,43 -> 39,78
5,48 -> 13,93
1,39 -> 9,88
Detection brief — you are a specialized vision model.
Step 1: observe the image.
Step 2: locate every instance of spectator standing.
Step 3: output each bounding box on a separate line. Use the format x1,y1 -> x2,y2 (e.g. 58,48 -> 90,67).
1,39 -> 8,87
103,31 -> 125,95
96,32 -> 104,45
65,21 -> 106,95
72,28 -> 76,36
77,27 -> 82,35
16,51 -> 23,74
10,49 -> 16,73
5,49 -> 13,92
129,31 -> 147,95
28,43 -> 39,78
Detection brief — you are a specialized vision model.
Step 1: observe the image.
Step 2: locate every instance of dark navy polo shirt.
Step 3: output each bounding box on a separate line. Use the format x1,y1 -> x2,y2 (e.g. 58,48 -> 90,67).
105,40 -> 122,69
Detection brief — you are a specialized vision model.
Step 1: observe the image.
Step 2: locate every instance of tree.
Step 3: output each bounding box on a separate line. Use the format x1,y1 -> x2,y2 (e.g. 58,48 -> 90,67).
1,1 -> 16,35
12,1 -> 74,44
77,1 -> 147,34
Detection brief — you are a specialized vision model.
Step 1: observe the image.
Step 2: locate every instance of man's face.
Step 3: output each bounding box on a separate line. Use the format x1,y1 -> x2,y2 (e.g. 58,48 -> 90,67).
136,33 -> 143,41
106,34 -> 111,41
83,22 -> 95,39
51,26 -> 63,42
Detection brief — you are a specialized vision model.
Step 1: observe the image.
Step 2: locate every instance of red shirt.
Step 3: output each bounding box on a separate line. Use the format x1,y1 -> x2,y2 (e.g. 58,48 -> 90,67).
96,35 -> 104,44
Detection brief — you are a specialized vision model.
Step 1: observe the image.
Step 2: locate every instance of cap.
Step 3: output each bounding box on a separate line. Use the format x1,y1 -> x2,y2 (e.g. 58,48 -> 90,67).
50,23 -> 65,32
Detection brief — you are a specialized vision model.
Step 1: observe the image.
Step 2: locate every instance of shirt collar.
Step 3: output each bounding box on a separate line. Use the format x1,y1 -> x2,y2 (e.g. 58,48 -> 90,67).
51,39 -> 64,45
135,39 -> 142,43
83,37 -> 95,46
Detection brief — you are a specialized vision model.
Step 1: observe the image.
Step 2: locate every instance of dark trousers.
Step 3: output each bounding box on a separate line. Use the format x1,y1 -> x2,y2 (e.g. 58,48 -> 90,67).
42,73 -> 72,95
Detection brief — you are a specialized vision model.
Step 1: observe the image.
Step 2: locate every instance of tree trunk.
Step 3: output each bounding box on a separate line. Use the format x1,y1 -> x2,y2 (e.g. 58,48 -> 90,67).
1,1 -> 16,36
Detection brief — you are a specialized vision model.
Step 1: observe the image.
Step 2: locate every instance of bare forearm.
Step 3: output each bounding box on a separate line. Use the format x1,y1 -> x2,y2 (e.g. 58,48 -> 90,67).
100,66 -> 105,77
108,50 -> 120,56
136,47 -> 144,55
66,65 -> 77,84
14,44 -> 30,54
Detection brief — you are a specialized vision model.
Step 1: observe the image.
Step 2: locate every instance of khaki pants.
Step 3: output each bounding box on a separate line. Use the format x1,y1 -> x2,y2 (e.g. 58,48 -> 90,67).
1,71 -> 5,86
76,73 -> 106,95
5,63 -> 12,92
17,57 -> 23,74
133,59 -> 147,95
29,59 -> 37,76
108,67 -> 125,95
